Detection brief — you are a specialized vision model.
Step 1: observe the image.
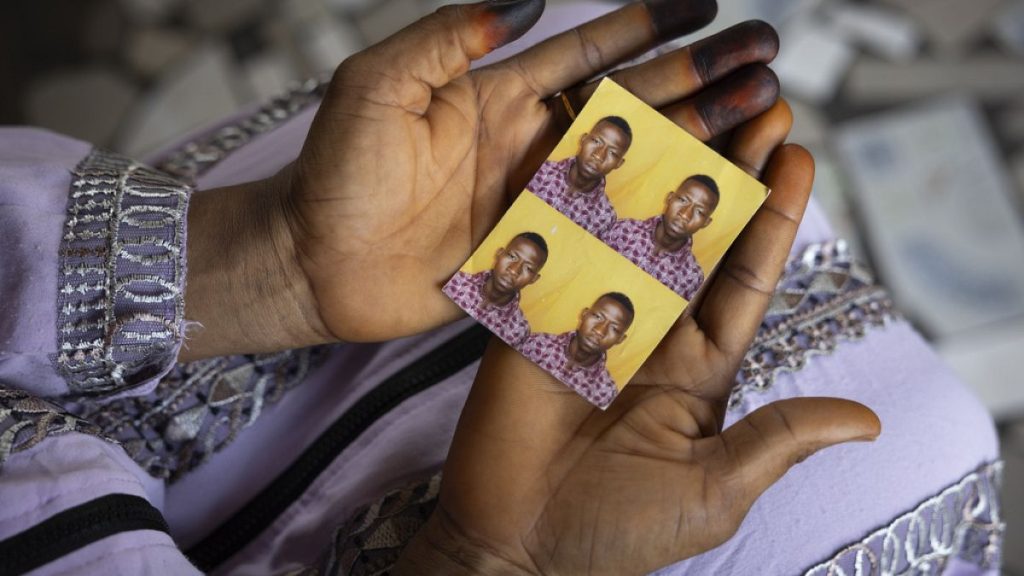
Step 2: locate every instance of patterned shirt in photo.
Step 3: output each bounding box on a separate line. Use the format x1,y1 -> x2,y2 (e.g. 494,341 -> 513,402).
526,158 -> 618,237
520,331 -> 619,409
443,270 -> 532,346
603,216 -> 705,300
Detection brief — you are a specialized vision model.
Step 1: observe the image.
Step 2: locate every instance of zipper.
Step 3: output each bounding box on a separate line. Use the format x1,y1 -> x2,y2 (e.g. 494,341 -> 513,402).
185,323 -> 491,572
0,494 -> 169,576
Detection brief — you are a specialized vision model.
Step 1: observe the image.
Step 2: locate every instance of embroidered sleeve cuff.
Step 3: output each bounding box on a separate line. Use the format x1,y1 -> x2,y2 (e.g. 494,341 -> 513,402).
55,149 -> 192,397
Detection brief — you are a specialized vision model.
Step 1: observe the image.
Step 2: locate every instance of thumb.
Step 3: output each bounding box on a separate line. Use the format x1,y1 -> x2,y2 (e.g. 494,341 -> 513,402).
712,397 -> 880,508
343,0 -> 544,109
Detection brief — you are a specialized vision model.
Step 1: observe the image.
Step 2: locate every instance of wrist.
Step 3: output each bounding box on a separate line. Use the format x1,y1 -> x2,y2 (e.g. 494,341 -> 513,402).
181,170 -> 331,361
394,509 -> 539,576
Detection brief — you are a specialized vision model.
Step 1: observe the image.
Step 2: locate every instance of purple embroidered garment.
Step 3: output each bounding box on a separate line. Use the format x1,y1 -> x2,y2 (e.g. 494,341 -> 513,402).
442,270 -> 531,346
0,4 -> 1005,574
603,216 -> 705,300
520,331 -> 619,409
526,157 -> 617,236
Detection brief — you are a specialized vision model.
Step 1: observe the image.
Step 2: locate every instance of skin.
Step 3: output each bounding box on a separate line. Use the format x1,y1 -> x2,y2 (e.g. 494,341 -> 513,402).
179,1 -> 881,574
481,236 -> 546,307
565,295 -> 633,369
653,178 -> 718,255
565,120 -> 630,195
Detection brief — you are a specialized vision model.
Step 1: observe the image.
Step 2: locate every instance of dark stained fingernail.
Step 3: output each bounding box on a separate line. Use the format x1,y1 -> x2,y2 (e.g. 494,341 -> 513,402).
690,20 -> 780,84
643,0 -> 718,43
693,64 -> 779,137
477,0 -> 546,49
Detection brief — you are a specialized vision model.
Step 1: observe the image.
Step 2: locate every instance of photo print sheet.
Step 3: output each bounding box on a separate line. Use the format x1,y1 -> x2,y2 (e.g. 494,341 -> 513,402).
444,79 -> 770,409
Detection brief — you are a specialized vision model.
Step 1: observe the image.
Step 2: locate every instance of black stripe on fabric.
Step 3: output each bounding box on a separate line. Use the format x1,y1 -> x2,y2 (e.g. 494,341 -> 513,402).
185,323 -> 491,572
0,494 -> 170,576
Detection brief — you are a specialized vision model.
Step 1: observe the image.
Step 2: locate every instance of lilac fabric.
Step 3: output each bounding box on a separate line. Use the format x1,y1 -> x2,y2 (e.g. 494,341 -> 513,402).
0,3 -> 1002,575
0,129 -> 92,398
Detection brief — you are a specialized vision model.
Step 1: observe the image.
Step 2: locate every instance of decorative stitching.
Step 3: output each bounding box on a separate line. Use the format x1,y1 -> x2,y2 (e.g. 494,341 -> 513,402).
323,473 -> 442,576
71,347 -> 330,482
0,387 -> 114,471
156,75 -> 329,183
805,461 -> 1004,576
729,240 -> 899,410
53,150 -> 191,396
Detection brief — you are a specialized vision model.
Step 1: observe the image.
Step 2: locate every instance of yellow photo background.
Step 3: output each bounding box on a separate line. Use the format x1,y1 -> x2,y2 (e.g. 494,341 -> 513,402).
548,79 -> 770,273
459,192 -> 685,388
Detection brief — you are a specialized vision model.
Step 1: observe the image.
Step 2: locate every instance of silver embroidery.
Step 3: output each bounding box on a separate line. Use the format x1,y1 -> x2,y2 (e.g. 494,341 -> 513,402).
54,150 -> 191,396
0,387 -> 113,469
71,347 -> 329,482
805,462 -> 1004,576
729,240 -> 899,410
156,75 -> 328,182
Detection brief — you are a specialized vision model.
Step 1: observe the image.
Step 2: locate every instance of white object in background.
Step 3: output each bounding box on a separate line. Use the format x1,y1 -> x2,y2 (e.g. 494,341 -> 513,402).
242,50 -> 299,102
993,0 -> 1024,57
805,146 -> 868,262
878,0 -> 1002,54
119,44 -> 244,157
125,27 -> 194,78
845,54 -> 1024,103
833,97 -> 1024,339
823,2 -> 920,62
772,17 -> 855,104
786,98 -> 829,147
938,319 -> 1024,421
294,18 -> 364,74
1012,150 -> 1024,209
25,68 -> 138,149
356,0 -> 423,45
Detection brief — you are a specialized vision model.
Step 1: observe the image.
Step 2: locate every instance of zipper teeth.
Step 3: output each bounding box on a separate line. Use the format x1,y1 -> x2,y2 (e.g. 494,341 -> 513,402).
186,324 -> 490,572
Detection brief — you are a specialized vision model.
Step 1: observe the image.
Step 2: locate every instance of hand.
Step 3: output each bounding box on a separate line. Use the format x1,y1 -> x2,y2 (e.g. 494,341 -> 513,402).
393,103 -> 882,575
184,0 -> 784,359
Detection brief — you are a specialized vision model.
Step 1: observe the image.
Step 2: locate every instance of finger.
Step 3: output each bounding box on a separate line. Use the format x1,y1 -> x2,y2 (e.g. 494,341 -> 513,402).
726,98 -> 793,177
441,340 -> 600,521
660,64 -> 781,141
697,144 -> 813,360
510,0 -> 718,97
569,20 -> 779,110
342,0 -> 544,113
706,398 -> 880,511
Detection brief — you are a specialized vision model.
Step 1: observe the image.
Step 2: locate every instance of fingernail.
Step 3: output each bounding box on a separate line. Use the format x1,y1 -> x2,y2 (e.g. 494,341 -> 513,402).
478,0 -> 546,48
694,64 -> 779,137
690,20 -> 779,83
643,0 -> 718,43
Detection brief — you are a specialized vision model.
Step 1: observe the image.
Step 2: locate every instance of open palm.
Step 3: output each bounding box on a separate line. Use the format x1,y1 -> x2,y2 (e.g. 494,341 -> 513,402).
394,107 -> 881,575
283,0 -> 783,342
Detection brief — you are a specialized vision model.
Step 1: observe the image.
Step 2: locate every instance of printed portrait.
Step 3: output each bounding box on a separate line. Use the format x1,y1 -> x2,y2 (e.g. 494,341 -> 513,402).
536,79 -> 770,301
444,192 -> 684,409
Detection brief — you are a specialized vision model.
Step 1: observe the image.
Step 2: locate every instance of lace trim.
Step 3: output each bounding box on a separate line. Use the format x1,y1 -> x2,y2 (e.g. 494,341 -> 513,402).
53,150 -> 191,396
0,387 -> 113,470
729,240 -> 899,410
71,347 -> 329,482
156,75 -> 328,182
323,473 -> 442,576
805,461 -> 1004,576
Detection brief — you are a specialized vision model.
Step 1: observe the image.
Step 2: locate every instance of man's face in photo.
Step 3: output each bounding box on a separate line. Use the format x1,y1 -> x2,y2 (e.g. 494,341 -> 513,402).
492,236 -> 546,294
575,120 -> 630,180
663,178 -> 718,241
576,296 -> 633,355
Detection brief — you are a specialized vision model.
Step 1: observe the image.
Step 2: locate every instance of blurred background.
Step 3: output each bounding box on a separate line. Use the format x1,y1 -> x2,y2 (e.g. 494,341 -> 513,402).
2,0 -> 1023,570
